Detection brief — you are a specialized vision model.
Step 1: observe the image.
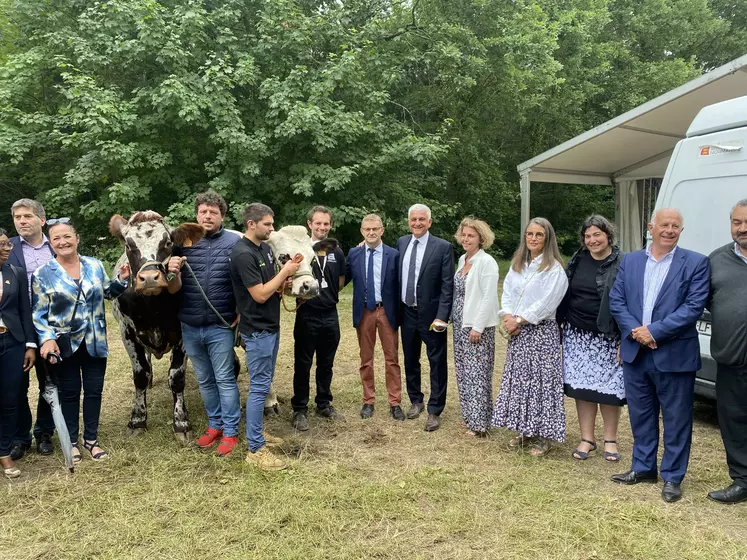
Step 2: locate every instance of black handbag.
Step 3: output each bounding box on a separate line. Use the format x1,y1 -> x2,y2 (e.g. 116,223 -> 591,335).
56,281 -> 83,359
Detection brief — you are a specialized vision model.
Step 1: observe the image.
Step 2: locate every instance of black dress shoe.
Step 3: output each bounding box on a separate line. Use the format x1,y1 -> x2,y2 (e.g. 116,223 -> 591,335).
9,443 -> 30,461
36,434 -> 54,456
610,470 -> 658,485
405,402 -> 425,420
390,405 -> 405,421
360,404 -> 374,419
424,413 -> 440,432
291,411 -> 310,431
707,483 -> 747,504
661,481 -> 682,503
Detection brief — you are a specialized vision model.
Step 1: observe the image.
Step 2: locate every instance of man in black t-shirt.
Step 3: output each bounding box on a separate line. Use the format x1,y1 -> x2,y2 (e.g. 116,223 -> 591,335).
291,206 -> 346,431
230,203 -> 300,471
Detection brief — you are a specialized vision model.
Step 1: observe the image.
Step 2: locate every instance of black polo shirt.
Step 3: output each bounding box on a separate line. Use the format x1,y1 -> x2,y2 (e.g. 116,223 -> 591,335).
299,245 -> 346,311
229,236 -> 280,335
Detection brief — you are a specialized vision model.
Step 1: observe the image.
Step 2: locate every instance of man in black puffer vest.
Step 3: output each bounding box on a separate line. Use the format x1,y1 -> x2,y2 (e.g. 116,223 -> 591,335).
706,198 -> 747,505
167,192 -> 241,457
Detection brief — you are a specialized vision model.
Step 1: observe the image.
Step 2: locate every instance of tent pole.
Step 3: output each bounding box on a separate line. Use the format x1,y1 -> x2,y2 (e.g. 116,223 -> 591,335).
520,172 -> 530,234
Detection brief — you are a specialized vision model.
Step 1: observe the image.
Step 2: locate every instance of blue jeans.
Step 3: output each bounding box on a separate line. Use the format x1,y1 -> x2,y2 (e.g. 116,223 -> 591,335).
242,331 -> 279,452
182,323 -> 240,437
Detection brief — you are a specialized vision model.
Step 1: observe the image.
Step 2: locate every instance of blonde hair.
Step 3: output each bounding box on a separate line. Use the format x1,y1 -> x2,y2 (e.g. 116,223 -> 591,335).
454,217 -> 494,250
361,213 -> 383,227
511,217 -> 563,273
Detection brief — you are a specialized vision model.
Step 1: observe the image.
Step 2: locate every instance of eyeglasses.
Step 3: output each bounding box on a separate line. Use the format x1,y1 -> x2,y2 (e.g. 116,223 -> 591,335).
0,241 -> 13,249
47,217 -> 71,227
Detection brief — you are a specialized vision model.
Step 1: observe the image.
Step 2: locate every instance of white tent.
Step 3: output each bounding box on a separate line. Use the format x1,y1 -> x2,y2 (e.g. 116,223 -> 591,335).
517,53 -> 747,251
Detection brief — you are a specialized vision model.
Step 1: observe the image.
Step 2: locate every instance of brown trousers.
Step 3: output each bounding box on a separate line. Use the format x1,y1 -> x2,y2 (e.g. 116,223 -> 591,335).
357,307 -> 402,405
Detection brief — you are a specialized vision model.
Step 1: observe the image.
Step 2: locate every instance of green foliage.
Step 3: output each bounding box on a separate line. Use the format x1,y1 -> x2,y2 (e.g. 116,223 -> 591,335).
0,0 -> 745,255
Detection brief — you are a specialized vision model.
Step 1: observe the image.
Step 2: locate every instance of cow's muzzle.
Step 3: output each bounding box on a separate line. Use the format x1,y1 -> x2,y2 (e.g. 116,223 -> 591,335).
135,260 -> 169,295
291,275 -> 320,299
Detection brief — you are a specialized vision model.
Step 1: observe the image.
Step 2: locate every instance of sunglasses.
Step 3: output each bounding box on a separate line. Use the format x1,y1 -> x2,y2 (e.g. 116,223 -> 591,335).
47,217 -> 71,227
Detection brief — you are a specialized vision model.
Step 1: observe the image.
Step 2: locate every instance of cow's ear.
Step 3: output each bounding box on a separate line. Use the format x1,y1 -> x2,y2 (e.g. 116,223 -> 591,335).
313,238 -> 338,253
172,223 -> 205,248
109,215 -> 128,241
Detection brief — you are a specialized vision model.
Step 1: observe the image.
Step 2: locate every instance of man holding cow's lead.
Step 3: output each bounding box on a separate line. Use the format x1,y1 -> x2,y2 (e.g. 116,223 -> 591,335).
290,205 -> 346,432
166,192 -> 242,457
230,203 -> 300,471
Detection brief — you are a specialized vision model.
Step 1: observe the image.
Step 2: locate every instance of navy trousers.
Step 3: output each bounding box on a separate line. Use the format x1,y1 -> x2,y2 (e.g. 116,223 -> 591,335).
401,305 -> 448,415
623,349 -> 695,484
0,333 -> 26,456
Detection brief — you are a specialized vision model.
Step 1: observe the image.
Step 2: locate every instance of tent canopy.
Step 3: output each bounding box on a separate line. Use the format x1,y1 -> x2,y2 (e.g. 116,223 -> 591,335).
516,53 -> 747,250
518,54 -> 747,186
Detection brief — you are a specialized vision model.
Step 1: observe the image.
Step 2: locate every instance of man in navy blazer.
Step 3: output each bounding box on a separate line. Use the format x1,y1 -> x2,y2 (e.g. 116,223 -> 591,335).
397,204 -> 454,432
609,208 -> 710,503
8,198 -> 56,460
345,214 -> 404,420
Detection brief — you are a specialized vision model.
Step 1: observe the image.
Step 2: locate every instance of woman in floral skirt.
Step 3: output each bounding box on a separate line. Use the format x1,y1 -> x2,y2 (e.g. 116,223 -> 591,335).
492,217 -> 568,456
451,218 -> 500,437
557,215 -> 625,462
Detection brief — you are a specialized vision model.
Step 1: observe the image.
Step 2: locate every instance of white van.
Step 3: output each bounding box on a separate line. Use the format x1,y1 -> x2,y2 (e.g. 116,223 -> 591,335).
654,95 -> 747,399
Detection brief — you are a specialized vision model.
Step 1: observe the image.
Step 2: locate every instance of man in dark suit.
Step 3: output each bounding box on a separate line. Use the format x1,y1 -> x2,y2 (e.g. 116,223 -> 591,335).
346,214 -> 403,420
609,208 -> 710,503
397,204 -> 454,432
8,198 -> 55,460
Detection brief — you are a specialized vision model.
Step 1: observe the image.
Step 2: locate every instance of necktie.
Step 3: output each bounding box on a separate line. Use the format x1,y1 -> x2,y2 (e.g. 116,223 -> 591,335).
366,248 -> 376,311
405,239 -> 419,306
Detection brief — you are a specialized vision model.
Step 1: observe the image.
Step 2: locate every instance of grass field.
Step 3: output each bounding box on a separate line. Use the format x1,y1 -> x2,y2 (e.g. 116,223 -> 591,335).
2,288 -> 747,560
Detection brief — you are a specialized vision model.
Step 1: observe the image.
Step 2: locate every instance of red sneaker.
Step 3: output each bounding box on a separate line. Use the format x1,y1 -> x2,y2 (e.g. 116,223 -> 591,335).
215,436 -> 239,457
196,428 -> 223,448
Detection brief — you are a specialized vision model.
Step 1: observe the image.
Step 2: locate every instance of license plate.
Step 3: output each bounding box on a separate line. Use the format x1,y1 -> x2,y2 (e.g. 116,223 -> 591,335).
696,320 -> 712,336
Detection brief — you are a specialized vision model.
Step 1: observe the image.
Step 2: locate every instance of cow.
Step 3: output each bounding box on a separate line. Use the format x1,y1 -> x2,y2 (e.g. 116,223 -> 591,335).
108,211 -> 204,441
267,225 -> 339,302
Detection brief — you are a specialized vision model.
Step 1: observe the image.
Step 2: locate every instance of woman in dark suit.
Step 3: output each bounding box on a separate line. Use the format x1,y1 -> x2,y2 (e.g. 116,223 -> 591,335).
0,228 -> 37,478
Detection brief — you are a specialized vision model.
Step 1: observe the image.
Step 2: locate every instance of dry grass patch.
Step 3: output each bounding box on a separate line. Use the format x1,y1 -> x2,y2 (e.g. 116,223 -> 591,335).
2,290 -> 747,559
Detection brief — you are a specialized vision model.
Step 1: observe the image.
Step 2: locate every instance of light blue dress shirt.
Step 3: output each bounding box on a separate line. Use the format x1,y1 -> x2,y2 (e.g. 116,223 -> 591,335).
364,242 -> 384,303
400,231 -> 429,303
642,246 -> 677,326
734,243 -> 747,265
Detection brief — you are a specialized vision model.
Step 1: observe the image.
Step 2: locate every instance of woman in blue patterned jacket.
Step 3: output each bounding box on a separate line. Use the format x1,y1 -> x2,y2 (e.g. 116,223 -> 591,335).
31,219 -> 129,463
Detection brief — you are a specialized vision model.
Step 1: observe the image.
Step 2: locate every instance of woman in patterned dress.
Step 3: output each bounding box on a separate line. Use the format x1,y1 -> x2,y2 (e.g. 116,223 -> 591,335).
557,215 -> 625,462
492,218 -> 568,456
451,218 -> 500,437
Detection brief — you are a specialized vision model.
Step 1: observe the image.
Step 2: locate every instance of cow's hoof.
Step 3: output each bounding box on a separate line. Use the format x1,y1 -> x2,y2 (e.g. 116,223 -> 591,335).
264,404 -> 280,417
174,431 -> 192,444
128,427 -> 147,437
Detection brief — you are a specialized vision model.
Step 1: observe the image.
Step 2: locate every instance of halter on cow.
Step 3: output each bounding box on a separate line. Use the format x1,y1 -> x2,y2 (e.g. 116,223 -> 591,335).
266,225 -> 339,309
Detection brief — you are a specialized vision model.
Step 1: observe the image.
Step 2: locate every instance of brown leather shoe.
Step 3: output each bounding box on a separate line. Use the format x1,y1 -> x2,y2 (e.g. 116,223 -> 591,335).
406,402 -> 425,419
424,413 -> 440,432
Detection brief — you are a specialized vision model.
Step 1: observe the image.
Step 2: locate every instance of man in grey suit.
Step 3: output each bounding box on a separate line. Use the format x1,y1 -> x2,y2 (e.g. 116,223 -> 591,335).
397,204 -> 454,432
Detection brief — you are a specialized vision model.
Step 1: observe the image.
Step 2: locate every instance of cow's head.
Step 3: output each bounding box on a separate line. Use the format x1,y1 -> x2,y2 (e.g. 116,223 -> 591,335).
109,211 -> 204,296
267,225 -> 335,299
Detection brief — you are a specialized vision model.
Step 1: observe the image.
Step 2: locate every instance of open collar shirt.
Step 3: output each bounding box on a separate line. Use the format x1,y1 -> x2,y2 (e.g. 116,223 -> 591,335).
642,245 -> 677,326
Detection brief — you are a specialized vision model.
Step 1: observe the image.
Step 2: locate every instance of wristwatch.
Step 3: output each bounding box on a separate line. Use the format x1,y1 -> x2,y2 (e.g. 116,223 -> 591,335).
516,316 -> 524,325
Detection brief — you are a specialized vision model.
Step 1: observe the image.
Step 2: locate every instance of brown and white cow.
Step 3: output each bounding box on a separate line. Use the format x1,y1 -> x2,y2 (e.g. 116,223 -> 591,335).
109,211 -> 204,440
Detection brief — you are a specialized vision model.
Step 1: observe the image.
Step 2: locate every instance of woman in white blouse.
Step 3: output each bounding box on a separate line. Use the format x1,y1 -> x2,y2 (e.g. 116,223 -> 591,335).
491,217 -> 568,456
451,218 -> 500,437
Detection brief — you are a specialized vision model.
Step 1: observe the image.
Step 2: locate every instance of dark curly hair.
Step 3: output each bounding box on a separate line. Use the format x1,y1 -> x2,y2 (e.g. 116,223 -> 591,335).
194,191 -> 228,217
